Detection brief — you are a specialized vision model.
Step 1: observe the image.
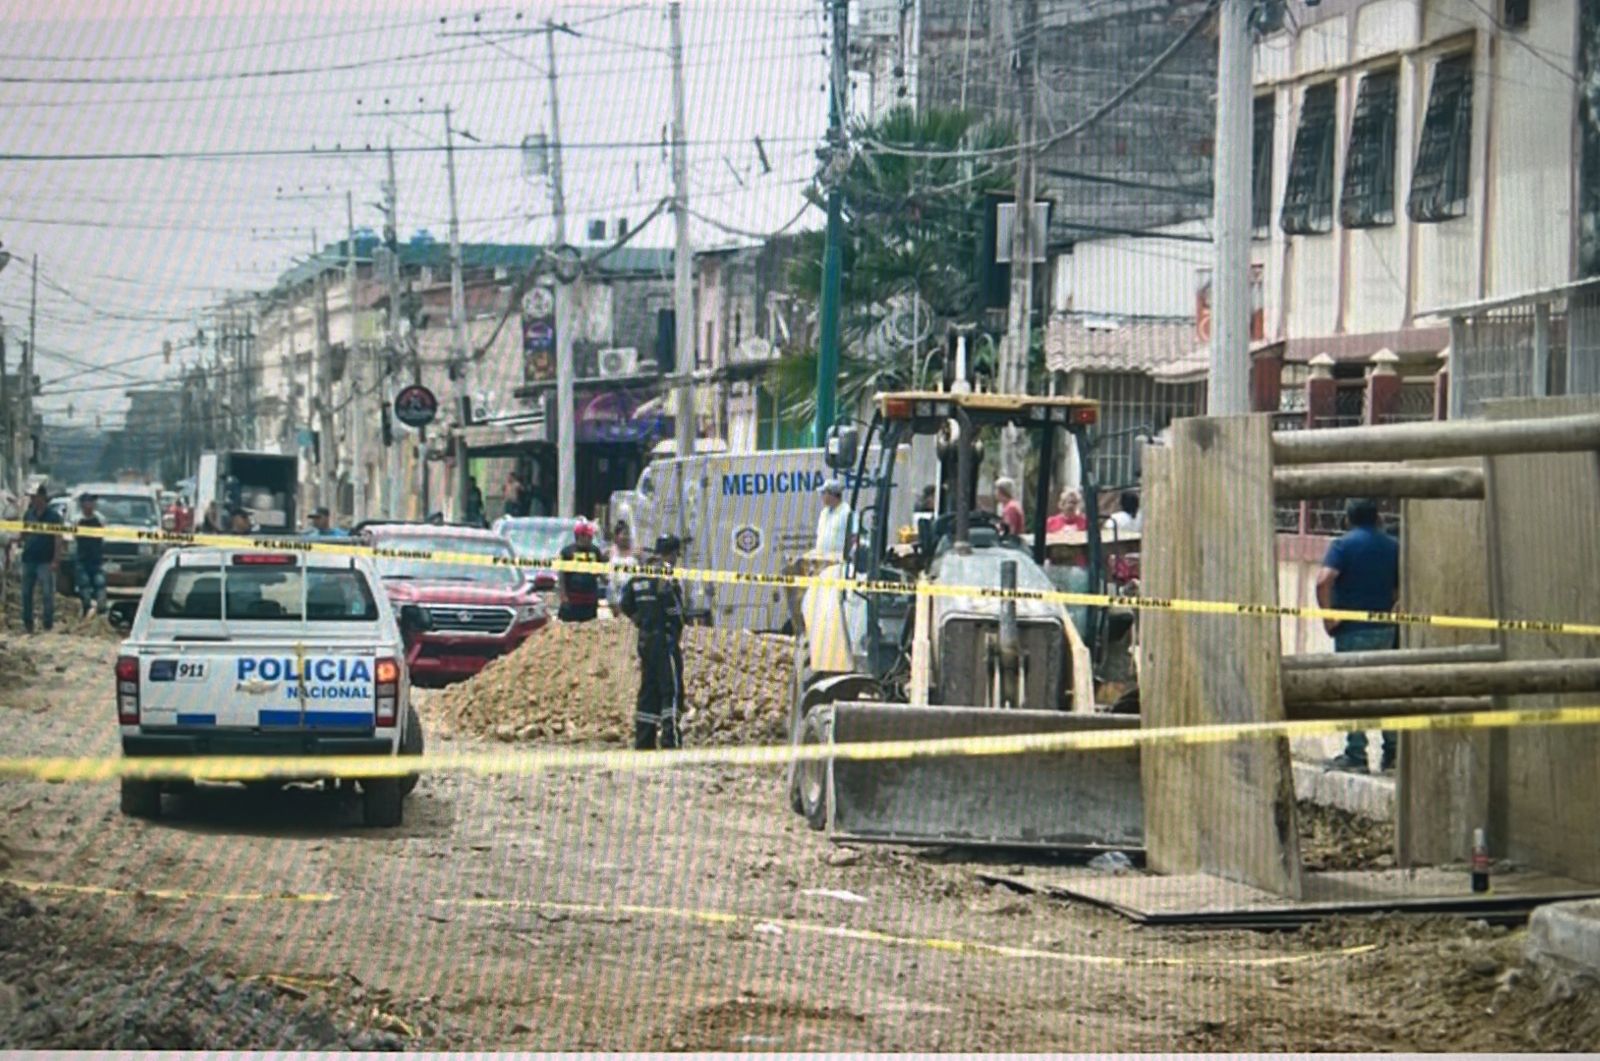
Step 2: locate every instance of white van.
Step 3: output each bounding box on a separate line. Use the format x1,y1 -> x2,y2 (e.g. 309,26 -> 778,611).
610,447 -> 913,632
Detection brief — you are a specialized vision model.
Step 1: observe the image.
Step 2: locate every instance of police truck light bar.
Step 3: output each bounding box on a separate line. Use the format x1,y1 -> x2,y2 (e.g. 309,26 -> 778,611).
233,553 -> 296,565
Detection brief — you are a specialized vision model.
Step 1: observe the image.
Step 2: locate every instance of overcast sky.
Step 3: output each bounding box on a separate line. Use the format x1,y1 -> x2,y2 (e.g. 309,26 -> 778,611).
0,0 -> 830,426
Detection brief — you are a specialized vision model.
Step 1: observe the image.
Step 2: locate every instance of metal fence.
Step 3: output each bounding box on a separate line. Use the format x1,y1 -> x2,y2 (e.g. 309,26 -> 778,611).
1453,306 -> 1568,416
1080,372 -> 1205,489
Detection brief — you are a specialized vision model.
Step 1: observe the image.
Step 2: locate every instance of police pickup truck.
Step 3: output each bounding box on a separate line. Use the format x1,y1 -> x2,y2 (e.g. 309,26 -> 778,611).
116,546 -> 427,827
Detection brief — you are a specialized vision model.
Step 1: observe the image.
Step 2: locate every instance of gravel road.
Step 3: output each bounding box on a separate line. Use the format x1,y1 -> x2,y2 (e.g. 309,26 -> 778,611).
2,632 -> 1595,1051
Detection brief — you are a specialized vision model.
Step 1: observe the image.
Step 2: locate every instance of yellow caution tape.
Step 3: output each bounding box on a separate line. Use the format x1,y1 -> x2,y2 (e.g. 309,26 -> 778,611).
5,704 -> 1600,784
5,518 -> 1599,639
1,877 -> 1379,967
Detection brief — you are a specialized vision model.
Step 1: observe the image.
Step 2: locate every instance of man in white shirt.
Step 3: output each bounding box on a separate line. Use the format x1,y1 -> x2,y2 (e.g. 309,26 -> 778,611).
814,479 -> 851,557
1104,489 -> 1142,537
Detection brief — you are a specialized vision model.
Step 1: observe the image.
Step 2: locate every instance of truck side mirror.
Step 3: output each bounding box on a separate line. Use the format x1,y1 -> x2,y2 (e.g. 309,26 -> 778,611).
825,424 -> 859,472
398,604 -> 433,633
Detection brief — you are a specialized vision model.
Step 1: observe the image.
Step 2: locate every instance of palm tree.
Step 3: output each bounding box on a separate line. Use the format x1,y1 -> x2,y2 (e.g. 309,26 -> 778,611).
768,106 -> 1016,427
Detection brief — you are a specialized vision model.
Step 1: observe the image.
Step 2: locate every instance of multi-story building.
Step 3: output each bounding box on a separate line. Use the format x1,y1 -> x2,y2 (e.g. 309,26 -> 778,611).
1251,0 -> 1597,417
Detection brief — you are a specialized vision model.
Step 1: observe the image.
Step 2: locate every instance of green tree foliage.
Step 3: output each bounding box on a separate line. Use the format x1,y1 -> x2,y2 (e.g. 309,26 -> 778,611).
768,106 -> 1015,426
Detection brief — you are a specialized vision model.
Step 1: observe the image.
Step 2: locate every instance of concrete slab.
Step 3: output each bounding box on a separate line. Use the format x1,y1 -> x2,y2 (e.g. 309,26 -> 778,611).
1527,900 -> 1600,980
1291,760 -> 1396,822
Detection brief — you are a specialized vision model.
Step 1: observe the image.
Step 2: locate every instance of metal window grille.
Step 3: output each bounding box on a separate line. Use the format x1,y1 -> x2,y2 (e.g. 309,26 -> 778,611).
1408,53 -> 1474,224
1080,372 -> 1205,489
1339,69 -> 1399,229
1280,83 -> 1337,235
1252,95 -> 1275,238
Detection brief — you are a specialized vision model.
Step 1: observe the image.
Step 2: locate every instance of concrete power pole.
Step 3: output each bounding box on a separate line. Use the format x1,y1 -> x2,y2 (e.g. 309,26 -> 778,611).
545,22 -> 577,519
313,238 -> 337,512
24,254 -> 36,485
346,191 -> 366,524
814,0 -> 848,445
1210,0 -> 1254,416
444,105 -> 472,523
669,1 -> 697,463
382,145 -> 406,519
1000,0 -> 1039,481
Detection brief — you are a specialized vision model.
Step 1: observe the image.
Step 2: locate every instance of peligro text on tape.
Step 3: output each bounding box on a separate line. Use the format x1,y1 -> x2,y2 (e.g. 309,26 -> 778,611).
4,704 -> 1600,784
4,518 -> 1599,640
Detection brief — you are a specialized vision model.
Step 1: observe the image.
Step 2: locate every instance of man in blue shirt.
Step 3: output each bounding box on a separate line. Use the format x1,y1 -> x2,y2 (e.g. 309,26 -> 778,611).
1317,498 -> 1400,773
19,485 -> 61,634
304,506 -> 347,538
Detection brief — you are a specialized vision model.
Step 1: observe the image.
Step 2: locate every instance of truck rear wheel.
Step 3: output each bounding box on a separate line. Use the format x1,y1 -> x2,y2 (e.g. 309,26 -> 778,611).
120,778 -> 162,819
363,779 -> 403,827
399,704 -> 424,796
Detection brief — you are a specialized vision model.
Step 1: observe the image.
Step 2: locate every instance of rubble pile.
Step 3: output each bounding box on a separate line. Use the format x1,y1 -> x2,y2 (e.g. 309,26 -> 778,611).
430,620 -> 793,746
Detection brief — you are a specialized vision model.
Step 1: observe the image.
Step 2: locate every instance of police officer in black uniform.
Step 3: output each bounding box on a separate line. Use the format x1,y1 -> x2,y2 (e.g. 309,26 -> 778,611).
618,534 -> 686,750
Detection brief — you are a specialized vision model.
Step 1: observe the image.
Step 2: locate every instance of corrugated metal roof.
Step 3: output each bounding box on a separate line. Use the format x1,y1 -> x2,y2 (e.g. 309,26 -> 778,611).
1044,315 -> 1202,376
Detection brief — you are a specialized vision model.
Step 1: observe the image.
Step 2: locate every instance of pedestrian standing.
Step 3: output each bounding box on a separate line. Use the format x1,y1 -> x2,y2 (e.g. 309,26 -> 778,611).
1104,489 -> 1142,537
994,477 -> 1025,537
1319,498 -> 1400,773
1046,488 -> 1087,533
74,493 -> 108,618
814,479 -> 851,557
466,477 -> 485,528
19,485 -> 60,634
619,535 -> 686,750
503,470 -> 529,519
606,520 -> 639,611
557,519 -> 604,623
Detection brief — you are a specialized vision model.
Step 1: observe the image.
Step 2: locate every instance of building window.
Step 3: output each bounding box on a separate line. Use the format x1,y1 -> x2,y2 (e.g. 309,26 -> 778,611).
1503,0 -> 1530,29
1339,68 -> 1399,229
1280,82 -> 1337,236
1408,53 -> 1474,224
1252,95 -> 1274,238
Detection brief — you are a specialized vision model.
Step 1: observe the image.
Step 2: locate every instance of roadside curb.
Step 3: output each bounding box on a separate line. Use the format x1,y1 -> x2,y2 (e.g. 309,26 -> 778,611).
1291,759 -> 1395,822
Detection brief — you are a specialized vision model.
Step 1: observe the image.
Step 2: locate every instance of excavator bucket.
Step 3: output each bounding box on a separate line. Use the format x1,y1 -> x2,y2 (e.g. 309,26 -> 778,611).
816,703 -> 1145,851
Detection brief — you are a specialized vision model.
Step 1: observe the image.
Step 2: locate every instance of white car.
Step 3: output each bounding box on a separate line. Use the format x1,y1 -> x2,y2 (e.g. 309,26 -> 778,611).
115,546 -> 429,826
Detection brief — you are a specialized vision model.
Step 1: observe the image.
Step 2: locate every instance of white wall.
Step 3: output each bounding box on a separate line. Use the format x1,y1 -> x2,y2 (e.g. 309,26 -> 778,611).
1052,220 -> 1212,318
1254,0 -> 1578,347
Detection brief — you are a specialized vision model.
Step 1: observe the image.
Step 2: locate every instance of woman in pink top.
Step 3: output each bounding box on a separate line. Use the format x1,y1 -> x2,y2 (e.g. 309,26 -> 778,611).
994,478 -> 1025,536
1045,489 -> 1087,534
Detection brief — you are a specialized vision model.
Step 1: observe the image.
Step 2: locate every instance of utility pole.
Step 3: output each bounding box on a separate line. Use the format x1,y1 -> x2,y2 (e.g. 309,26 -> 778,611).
313,234 -> 336,512
382,145 -> 408,520
814,0 -> 848,446
1210,0 -> 1253,416
444,105 -> 472,523
546,21 -> 577,519
1000,0 -> 1039,481
0,318 -> 10,494
24,254 -> 36,486
346,190 -> 366,524
669,1 -> 697,465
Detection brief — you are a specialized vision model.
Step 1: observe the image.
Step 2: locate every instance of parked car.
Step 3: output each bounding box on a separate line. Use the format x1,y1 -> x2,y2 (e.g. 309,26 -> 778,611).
491,516 -> 609,594
57,483 -> 168,624
359,523 -> 550,686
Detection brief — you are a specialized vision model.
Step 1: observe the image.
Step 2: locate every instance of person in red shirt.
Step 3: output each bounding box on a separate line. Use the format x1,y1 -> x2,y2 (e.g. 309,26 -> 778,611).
1045,488 -> 1087,534
994,477 -> 1025,537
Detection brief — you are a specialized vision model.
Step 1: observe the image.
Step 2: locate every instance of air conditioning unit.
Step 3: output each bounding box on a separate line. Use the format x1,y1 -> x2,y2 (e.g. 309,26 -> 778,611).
597,347 -> 639,378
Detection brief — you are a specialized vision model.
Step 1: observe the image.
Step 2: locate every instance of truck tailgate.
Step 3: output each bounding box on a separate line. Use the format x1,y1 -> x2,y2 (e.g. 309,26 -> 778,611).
134,643 -> 382,731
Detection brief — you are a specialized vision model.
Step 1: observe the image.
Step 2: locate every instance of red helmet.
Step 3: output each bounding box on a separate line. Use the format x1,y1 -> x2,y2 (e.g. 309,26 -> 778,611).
574,519 -> 596,539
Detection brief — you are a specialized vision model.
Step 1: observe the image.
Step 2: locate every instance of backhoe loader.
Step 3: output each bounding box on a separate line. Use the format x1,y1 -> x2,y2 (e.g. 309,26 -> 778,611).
784,391 -> 1144,850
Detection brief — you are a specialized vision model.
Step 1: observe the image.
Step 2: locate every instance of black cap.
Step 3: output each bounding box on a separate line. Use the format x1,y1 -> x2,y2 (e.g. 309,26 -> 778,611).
654,534 -> 681,555
312,506 -> 331,519
78,492 -> 97,503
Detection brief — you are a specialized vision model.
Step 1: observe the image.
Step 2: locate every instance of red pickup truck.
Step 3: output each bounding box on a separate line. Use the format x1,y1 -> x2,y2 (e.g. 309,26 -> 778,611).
361,523 -> 550,686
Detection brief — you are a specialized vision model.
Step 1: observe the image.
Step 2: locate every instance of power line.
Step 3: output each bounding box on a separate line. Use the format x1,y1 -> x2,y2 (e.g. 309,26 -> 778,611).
0,39 -> 500,86
0,135 -> 818,163
0,9 -> 496,64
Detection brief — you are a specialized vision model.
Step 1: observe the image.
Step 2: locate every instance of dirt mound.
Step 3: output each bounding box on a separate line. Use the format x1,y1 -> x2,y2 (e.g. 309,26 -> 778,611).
429,620 -> 793,746
0,885 -> 435,1050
